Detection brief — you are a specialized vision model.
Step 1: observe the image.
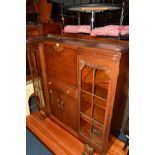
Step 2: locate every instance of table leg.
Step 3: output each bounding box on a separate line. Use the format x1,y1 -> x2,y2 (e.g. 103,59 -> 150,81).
78,12 -> 81,25
91,11 -> 95,29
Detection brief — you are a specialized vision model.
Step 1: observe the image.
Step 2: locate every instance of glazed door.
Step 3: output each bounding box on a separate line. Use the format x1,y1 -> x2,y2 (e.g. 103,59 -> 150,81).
79,59 -> 111,149
27,44 -> 46,110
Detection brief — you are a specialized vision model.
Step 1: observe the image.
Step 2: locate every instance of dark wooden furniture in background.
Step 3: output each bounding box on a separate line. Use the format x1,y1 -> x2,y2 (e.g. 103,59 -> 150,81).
27,35 -> 128,154
48,1 -> 129,28
43,22 -> 62,35
39,0 -> 52,23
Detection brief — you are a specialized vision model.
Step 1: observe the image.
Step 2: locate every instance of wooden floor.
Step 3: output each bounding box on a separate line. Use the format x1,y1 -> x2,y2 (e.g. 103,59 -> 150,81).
26,112 -> 128,155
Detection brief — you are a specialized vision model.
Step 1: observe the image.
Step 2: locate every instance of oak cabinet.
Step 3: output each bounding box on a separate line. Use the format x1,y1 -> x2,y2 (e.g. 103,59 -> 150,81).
27,35 -> 128,154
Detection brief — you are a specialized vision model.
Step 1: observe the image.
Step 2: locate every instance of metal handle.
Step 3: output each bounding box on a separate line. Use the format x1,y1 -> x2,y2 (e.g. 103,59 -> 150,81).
49,89 -> 53,94
48,81 -> 52,85
66,90 -> 70,94
56,98 -> 61,108
56,98 -> 60,103
53,43 -> 63,53
56,43 -> 60,47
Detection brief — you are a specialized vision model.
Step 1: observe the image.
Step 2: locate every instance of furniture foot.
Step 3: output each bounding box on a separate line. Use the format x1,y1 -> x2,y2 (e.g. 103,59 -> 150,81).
82,143 -> 95,155
39,110 -> 47,120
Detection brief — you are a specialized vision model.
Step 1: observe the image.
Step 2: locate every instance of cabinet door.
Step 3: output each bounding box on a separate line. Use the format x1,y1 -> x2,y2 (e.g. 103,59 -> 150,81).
49,88 -> 78,131
79,59 -> 112,150
49,89 -> 62,120
60,92 -> 78,131
44,43 -> 77,86
27,45 -> 46,110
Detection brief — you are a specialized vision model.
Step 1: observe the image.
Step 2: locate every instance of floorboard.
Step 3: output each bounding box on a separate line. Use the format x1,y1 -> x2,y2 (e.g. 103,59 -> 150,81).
26,112 -> 128,155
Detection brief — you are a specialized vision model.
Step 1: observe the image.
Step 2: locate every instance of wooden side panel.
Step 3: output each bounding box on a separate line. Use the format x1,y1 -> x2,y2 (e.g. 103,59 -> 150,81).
110,52 -> 129,136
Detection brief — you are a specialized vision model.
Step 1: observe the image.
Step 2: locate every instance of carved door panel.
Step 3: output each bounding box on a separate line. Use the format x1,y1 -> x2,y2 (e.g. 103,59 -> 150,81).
60,93 -> 78,131
49,88 -> 78,131
49,89 -> 62,120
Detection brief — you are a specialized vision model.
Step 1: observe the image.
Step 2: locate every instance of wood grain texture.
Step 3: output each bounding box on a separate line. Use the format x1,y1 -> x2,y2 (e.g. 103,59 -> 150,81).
26,112 -> 128,155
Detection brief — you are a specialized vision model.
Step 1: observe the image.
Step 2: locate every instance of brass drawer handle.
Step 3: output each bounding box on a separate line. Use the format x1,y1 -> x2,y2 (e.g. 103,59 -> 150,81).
56,98 -> 60,103
53,43 -> 63,53
56,98 -> 61,108
56,43 -> 60,47
66,90 -> 70,94
49,89 -> 53,94
48,81 -> 52,85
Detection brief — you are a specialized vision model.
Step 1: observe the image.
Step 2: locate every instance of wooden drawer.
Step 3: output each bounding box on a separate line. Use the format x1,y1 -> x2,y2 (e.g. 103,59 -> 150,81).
48,80 -> 78,100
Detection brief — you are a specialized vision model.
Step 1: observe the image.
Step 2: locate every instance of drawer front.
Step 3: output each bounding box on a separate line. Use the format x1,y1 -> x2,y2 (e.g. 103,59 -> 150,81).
49,87 -> 78,131
44,43 -> 77,87
48,80 -> 78,100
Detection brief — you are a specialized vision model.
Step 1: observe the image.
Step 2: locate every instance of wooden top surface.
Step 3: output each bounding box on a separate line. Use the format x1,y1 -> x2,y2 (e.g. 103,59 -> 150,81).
26,112 -> 128,155
45,34 -> 128,52
26,34 -> 129,54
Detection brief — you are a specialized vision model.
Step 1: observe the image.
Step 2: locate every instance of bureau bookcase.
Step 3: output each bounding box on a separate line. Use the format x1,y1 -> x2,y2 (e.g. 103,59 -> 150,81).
27,35 -> 128,154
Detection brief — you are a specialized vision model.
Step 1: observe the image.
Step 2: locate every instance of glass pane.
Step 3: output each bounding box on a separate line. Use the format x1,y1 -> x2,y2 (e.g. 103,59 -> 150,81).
91,123 -> 103,146
94,69 -> 110,99
81,66 -> 93,93
94,96 -> 107,109
35,52 -> 42,73
93,105 -> 105,124
28,50 -> 45,108
80,91 -> 92,117
34,85 -> 45,107
80,116 -> 91,138
28,51 -> 35,70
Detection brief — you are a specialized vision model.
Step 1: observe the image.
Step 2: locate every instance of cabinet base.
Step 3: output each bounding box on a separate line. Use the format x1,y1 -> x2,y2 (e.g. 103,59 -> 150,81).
82,143 -> 95,155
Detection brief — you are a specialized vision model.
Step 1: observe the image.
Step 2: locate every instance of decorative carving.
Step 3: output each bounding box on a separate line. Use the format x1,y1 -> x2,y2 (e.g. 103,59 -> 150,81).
80,60 -> 86,70
112,54 -> 121,62
80,59 -> 110,74
82,144 -> 95,155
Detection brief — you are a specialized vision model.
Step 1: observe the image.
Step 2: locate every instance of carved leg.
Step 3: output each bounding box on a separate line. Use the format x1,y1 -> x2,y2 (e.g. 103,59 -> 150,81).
82,144 -> 95,155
